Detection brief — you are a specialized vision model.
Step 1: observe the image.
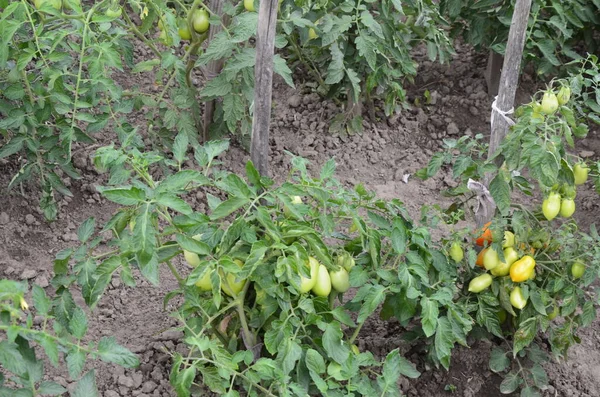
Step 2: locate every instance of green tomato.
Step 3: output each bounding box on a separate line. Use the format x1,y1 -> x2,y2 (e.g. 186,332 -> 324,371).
557,86 -> 571,105
195,269 -> 213,291
483,247 -> 500,270
308,28 -> 318,40
502,231 -> 515,248
221,259 -> 246,297
573,163 -> 589,185
192,9 -> 210,33
105,6 -> 122,18
468,273 -> 493,293
490,259 -> 510,277
540,91 -> 558,115
299,257 -> 319,293
542,192 -> 561,221
497,308 -> 507,324
283,195 -> 302,217
510,287 -> 527,309
449,241 -> 464,263
560,198 -> 575,218
547,305 -> 559,320
244,0 -> 255,12
312,264 -> 332,297
329,267 -> 349,293
571,262 -> 585,279
35,0 -> 62,10
178,20 -> 192,40
183,234 -> 203,268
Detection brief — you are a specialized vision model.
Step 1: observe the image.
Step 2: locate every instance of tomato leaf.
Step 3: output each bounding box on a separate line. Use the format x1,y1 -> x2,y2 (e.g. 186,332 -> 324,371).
322,322 -> 350,364
420,297 -> 439,337
499,371 -> 521,394
513,318 -> 537,356
489,347 -> 510,373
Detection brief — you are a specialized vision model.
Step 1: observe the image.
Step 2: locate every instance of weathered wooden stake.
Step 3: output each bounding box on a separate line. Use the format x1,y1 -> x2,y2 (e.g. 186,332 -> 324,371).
250,0 -> 279,177
475,0 -> 532,228
202,0 -> 228,142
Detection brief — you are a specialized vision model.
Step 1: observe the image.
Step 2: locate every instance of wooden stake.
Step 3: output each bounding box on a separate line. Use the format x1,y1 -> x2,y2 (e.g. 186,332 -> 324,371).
250,0 -> 279,177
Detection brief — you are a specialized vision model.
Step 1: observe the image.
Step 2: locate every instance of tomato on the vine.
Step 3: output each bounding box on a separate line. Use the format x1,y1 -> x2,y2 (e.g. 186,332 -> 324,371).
483,247 -> 500,270
192,9 -> 210,33
329,267 -> 350,293
449,241 -> 464,263
468,273 -> 492,293
195,267 -> 213,291
547,305 -> 559,320
542,192 -> 561,221
510,255 -> 535,282
475,248 -> 487,267
183,234 -> 203,268
560,198 -> 575,218
573,163 -> 589,185
541,91 -> 558,114
35,0 -> 62,10
312,264 -> 332,297
571,262 -> 585,279
510,287 -> 527,309
557,86 -> 571,105
244,0 -> 255,12
308,28 -> 318,40
299,257 -> 319,293
502,231 -> 515,248
284,195 -> 302,217
105,6 -> 122,18
178,20 -> 192,40
221,259 -> 246,297
475,221 -> 492,246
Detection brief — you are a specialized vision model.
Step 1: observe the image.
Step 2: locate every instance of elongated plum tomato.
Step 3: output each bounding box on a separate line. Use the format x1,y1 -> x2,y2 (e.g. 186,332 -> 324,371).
192,9 -> 210,33
244,0 -> 255,12
542,192 -> 561,221
510,255 -> 535,283
510,287 -> 527,309
573,163 -> 589,185
329,267 -> 350,293
541,91 -> 558,115
475,222 -> 492,246
449,242 -> 464,263
221,259 -> 246,297
106,6 -> 122,17
312,264 -> 332,297
483,247 -> 500,270
468,273 -> 492,293
502,231 -> 515,248
183,234 -> 203,267
557,86 -> 571,105
299,257 -> 319,293
547,305 -> 559,320
560,198 -> 575,218
475,248 -> 487,268
571,262 -> 585,279
490,259 -> 510,277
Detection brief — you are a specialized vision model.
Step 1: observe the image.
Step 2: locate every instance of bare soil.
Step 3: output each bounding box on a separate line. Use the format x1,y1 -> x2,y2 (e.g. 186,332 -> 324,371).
1,39 -> 600,397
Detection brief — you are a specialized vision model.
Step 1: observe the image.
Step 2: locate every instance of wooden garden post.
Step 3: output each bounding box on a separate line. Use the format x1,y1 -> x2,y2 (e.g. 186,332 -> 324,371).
474,0 -> 533,228
250,0 -> 279,177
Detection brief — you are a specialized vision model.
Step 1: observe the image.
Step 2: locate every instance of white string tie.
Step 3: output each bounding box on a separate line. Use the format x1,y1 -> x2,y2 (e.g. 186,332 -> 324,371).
491,96 -> 515,127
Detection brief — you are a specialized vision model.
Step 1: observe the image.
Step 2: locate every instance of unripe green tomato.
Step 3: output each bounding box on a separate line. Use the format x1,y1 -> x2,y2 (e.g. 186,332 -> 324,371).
547,305 -> 559,320
490,259 -> 510,277
35,0 -> 62,10
308,28 -> 318,40
557,86 -> 571,105
468,273 -> 493,293
312,264 -> 332,297
502,231 -> 515,248
483,247 -> 500,270
183,234 -> 203,268
541,91 -> 558,115
195,269 -> 213,291
329,267 -> 350,293
449,241 -> 464,263
221,259 -> 246,297
351,344 -> 360,355
283,195 -> 302,217
503,247 -> 519,266
299,257 -> 319,293
178,20 -> 192,40
542,192 -> 561,221
497,308 -> 507,324
573,163 -> 589,185
192,9 -> 210,33
105,6 -> 122,18
244,0 -> 255,12
510,287 -> 527,309
342,254 -> 355,272
571,262 -> 585,279
560,198 -> 575,218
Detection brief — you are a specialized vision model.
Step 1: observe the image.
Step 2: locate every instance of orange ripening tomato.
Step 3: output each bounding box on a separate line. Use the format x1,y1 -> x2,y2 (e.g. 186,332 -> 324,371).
475,222 -> 493,246
476,248 -> 487,267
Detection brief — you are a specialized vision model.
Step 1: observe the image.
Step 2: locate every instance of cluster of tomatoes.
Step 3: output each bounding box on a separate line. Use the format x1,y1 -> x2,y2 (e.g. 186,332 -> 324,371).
542,163 -> 588,221
531,85 -> 571,119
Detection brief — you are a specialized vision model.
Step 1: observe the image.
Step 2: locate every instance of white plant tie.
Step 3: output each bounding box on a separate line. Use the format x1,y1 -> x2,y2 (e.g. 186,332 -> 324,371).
467,179 -> 497,222
491,96 -> 515,128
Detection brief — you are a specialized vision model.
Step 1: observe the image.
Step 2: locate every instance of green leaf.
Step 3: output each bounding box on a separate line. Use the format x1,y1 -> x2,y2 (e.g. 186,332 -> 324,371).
530,363 -> 548,388
66,349 -> 86,379
77,217 -> 96,243
0,136 -> 25,159
97,337 -> 139,368
420,297 -> 438,337
434,316 -> 453,369
209,196 -> 249,220
384,349 -> 421,380
38,381 -> 68,396
156,170 -> 210,193
322,322 -> 350,364
173,131 -> 188,165
0,341 -> 26,375
132,59 -> 160,73
355,34 -> 377,70
360,10 -> 384,39
176,234 -> 211,255
325,43 -> 344,85
32,285 -> 51,315
357,284 -> 386,324
40,335 -> 59,367
489,347 -> 510,373
513,319 -> 537,356
155,194 -> 192,215
305,349 -> 326,374
535,40 -> 560,66
69,307 -> 88,339
97,187 -> 146,205
520,386 -> 541,397
70,370 -> 98,397
489,174 -> 511,215
273,54 -> 294,88
499,371 -> 521,394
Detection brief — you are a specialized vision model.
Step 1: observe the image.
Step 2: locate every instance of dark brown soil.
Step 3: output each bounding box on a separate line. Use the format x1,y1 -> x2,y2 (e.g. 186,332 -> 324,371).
1,38 -> 599,397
